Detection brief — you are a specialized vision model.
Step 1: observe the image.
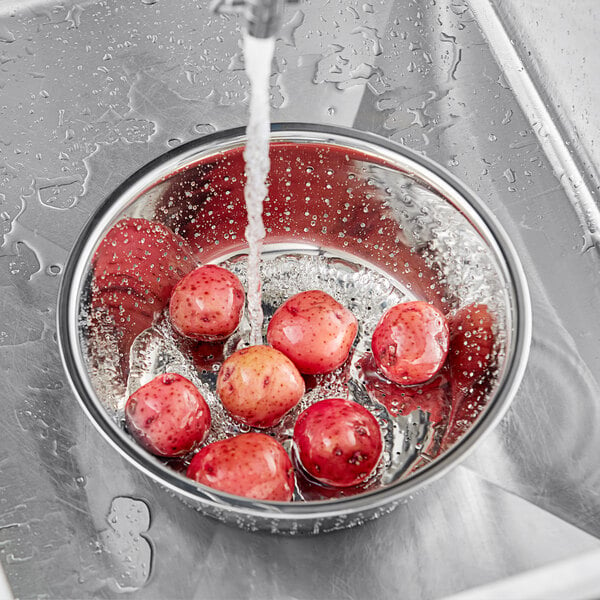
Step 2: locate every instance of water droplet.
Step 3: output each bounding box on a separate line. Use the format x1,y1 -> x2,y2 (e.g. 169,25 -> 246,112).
0,241 -> 41,283
501,109 -> 513,125
194,123 -> 216,135
503,168 -> 516,184
46,264 -> 62,276
0,25 -> 15,44
167,138 -> 182,147
101,497 -> 152,591
278,10 -> 305,47
36,176 -> 81,210
440,32 -> 457,44
66,4 -> 84,29
497,73 -> 510,90
352,26 -> 383,56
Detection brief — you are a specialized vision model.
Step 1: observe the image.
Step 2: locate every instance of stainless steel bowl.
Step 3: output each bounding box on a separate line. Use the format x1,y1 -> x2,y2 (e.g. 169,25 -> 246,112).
57,124 -> 531,534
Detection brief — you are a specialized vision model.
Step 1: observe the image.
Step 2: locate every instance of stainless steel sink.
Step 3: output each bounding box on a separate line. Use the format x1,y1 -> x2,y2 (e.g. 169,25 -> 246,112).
1,0 -> 599,598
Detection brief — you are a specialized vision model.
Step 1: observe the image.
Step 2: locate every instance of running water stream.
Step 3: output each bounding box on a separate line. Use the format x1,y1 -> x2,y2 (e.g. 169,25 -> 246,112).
242,33 -> 274,345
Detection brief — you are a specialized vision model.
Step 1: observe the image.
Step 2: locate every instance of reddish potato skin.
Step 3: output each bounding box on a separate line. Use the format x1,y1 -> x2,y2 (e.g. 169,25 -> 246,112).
125,373 -> 211,457
442,304 -> 496,449
169,265 -> 245,341
266,290 -> 358,375
186,433 -> 295,501
447,304 -> 495,404
216,346 -> 305,428
372,301 -> 449,385
293,398 -> 383,488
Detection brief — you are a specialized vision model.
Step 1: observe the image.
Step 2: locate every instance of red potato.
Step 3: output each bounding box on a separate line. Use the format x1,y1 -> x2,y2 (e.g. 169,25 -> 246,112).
266,290 -> 358,375
293,398 -> 383,488
186,433 -> 295,501
125,373 -> 211,457
372,301 -> 449,385
169,265 -> 245,341
216,345 -> 305,428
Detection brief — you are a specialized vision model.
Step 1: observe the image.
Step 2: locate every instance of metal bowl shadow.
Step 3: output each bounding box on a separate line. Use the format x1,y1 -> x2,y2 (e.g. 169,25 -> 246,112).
57,124 -> 531,534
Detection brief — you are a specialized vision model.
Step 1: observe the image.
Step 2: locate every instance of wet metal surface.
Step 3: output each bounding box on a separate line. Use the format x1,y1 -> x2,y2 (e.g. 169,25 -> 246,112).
1,0 -> 599,598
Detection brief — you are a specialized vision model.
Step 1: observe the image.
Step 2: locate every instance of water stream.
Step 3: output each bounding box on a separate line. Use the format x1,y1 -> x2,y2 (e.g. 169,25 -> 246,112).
242,33 -> 274,345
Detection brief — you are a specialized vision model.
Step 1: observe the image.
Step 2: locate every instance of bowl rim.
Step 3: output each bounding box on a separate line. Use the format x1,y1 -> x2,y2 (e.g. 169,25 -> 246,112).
57,123 -> 532,522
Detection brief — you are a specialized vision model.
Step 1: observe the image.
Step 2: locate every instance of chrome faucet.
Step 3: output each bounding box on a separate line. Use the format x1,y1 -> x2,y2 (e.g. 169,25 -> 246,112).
211,0 -> 296,38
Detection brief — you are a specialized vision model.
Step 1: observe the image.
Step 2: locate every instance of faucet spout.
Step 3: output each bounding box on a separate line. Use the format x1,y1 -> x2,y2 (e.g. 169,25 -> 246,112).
211,0 -> 296,38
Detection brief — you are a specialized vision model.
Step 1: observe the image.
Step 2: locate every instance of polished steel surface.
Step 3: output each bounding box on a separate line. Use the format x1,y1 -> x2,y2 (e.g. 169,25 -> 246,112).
1,0 -> 599,597
57,125 -> 531,532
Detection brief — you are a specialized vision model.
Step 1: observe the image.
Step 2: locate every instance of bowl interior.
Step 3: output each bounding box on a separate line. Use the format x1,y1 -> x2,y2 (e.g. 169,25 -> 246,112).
61,126 -> 527,515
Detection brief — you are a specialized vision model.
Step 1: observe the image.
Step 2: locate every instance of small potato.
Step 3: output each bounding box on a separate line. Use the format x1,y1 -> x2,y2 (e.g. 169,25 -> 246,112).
169,265 -> 245,341
267,290 -> 358,375
372,301 -> 449,385
125,373 -> 211,457
293,398 -> 382,488
216,345 -> 305,428
186,433 -> 295,501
